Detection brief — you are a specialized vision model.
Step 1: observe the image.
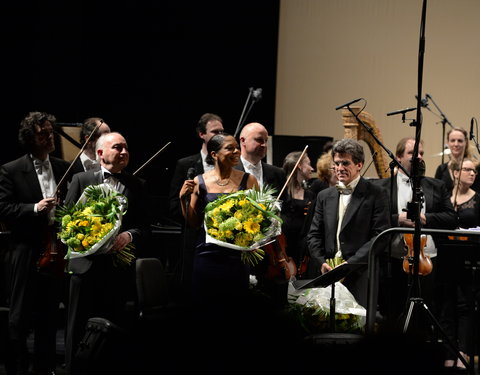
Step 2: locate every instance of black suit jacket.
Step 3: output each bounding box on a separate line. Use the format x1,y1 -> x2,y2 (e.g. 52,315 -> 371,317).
235,161 -> 287,199
65,169 -> 151,274
307,177 -> 390,266
69,157 -> 85,176
0,154 -> 70,244
374,175 -> 457,230
374,175 -> 457,258
168,153 -> 204,224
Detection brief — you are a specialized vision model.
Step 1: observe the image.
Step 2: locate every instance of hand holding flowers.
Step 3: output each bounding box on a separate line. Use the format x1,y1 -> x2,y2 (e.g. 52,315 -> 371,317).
56,183 -> 135,267
204,185 -> 282,265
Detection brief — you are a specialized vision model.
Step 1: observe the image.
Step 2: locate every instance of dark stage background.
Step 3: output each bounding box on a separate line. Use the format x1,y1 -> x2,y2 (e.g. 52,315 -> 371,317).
1,1 -> 280,223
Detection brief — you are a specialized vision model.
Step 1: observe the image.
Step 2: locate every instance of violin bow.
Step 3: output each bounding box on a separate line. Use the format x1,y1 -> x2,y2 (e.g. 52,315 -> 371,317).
452,152 -> 466,210
54,121 -> 103,197
133,141 -> 172,176
276,145 -> 309,203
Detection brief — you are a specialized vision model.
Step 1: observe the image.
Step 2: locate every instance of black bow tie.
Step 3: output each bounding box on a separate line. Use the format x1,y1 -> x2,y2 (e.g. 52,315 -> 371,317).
104,171 -> 122,180
33,159 -> 50,175
336,185 -> 353,195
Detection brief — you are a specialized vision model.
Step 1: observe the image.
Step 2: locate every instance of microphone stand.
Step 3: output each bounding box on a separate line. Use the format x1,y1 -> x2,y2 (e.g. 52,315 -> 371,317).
470,118 -> 480,155
422,94 -> 454,164
402,2 -> 472,372
233,87 -> 262,138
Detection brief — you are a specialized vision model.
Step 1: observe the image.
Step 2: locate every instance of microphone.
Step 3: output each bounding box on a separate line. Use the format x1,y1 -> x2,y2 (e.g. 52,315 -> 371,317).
386,107 -> 416,116
335,98 -> 362,110
470,118 -> 475,141
252,88 -> 263,102
187,167 -> 196,180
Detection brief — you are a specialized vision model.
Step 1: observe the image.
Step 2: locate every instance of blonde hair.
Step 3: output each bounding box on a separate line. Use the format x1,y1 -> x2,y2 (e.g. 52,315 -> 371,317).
316,152 -> 334,184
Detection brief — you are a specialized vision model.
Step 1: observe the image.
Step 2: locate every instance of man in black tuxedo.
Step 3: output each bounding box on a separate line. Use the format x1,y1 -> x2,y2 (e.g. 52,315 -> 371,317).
0,111 -> 70,375
236,122 -> 286,196
64,132 -> 150,374
235,122 -> 288,305
68,117 -> 111,175
374,137 -> 457,331
168,113 -> 224,224
307,138 -> 390,307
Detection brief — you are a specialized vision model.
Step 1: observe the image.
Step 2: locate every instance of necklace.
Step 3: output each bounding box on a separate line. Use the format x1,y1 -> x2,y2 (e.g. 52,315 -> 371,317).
215,177 -> 230,186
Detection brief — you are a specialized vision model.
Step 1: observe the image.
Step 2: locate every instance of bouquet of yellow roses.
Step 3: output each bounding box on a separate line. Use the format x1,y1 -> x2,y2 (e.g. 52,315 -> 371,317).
204,185 -> 282,265
56,183 -> 135,267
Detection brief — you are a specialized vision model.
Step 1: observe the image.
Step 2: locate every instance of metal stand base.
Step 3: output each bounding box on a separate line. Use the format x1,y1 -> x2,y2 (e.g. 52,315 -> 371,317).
403,297 -> 474,375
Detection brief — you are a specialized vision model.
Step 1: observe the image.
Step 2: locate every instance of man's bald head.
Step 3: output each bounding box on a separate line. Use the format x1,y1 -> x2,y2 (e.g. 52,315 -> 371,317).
239,122 -> 269,164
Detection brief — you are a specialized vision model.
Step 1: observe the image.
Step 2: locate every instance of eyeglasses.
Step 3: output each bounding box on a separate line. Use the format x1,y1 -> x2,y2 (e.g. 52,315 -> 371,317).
461,167 -> 478,175
333,160 -> 352,167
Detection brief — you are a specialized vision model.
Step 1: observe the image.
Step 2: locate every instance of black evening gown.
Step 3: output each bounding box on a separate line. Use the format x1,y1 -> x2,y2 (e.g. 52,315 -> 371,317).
191,173 -> 251,308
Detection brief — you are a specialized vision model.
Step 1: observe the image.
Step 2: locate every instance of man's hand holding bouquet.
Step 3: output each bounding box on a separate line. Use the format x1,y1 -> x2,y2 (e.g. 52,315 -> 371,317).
56,183 -> 135,268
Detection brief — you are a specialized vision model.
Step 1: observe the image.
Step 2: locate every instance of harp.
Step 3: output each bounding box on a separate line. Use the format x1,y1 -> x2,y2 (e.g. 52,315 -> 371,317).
341,106 -> 389,179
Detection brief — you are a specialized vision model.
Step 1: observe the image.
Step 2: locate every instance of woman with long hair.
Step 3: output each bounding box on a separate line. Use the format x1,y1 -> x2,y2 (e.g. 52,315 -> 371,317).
280,151 -> 318,275
435,127 -> 480,192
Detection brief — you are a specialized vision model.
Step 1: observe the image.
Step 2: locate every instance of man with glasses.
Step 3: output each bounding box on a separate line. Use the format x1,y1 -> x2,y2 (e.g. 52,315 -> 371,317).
306,138 -> 390,307
0,111 -> 70,375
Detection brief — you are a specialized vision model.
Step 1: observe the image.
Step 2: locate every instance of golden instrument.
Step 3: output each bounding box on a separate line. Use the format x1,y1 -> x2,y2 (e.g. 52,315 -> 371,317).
341,106 -> 389,179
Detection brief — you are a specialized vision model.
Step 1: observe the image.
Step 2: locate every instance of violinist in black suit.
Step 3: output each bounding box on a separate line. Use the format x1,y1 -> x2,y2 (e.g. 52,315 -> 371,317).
0,112 -> 70,375
374,137 -> 457,330
64,132 -> 150,375
235,122 -> 288,305
68,117 -> 111,175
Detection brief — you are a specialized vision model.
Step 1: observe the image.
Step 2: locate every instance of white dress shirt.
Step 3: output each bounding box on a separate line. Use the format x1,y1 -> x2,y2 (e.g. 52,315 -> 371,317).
240,156 -> 263,187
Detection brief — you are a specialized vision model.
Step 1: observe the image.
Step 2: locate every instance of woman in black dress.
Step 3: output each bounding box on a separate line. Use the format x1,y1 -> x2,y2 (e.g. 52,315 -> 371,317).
443,158 -> 480,370
280,151 -> 317,277
180,133 -> 258,307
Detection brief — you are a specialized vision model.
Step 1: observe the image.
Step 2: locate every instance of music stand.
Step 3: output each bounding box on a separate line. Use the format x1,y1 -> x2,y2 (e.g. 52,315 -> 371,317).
293,263 -> 366,332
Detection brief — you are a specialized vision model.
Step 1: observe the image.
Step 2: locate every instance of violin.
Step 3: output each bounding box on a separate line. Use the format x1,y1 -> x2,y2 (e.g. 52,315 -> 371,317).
263,233 -> 297,280
402,233 -> 433,276
35,123 -> 104,278
37,225 -> 66,278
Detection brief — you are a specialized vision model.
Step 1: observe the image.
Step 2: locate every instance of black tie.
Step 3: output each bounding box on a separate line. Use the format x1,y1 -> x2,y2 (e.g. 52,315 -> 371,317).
104,171 -> 122,180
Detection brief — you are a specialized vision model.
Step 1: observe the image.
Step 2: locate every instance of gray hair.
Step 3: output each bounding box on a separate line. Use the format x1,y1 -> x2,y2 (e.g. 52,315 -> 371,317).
331,138 -> 365,164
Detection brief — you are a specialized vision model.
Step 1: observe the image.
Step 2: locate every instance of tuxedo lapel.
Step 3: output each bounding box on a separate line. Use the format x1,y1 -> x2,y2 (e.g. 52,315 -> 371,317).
420,178 -> 433,212
341,179 -> 367,231
21,156 -> 43,200
194,154 -> 203,175
326,188 -> 339,233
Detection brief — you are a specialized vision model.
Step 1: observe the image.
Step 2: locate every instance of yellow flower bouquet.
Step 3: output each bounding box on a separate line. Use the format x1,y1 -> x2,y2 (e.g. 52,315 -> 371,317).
56,184 -> 135,267
204,185 -> 282,265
